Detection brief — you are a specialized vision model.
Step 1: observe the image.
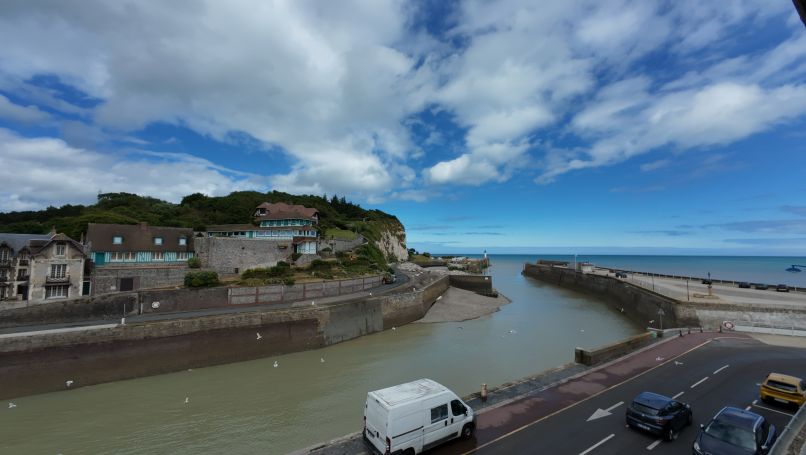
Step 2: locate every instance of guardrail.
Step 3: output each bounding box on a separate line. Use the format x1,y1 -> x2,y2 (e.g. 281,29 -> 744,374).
595,266 -> 806,293
770,398 -> 806,454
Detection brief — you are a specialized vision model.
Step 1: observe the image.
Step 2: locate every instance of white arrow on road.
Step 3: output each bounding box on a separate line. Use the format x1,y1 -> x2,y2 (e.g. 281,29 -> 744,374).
587,401 -> 624,421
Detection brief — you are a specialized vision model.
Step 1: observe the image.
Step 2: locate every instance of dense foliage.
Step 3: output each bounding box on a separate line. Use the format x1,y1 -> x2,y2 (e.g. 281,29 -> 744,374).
0,191 -> 404,243
184,270 -> 220,288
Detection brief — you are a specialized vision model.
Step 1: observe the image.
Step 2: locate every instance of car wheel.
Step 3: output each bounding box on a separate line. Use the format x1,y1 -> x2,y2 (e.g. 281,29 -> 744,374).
462,424 -> 474,439
761,395 -> 772,404
665,427 -> 678,441
403,449 -> 415,455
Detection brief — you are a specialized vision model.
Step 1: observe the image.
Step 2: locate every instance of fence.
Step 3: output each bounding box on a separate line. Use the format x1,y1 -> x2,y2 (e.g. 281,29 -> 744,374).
598,267 -> 806,293
770,398 -> 806,454
228,275 -> 383,306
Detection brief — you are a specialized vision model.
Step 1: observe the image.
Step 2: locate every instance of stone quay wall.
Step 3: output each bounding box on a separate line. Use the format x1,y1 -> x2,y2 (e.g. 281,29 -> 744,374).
0,274 -> 450,399
448,274 -> 494,296
574,332 -> 654,366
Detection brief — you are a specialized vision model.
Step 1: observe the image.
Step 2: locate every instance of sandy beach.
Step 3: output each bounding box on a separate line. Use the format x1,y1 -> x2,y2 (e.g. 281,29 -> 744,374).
415,286 -> 511,323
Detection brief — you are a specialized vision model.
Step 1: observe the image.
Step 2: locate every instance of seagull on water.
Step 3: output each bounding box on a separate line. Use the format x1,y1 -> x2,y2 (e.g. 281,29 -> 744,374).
184,397 -> 189,404
508,330 -> 517,334
674,361 -> 684,366
580,329 -> 585,333
8,402 -> 16,409
256,332 -> 262,340
273,361 -> 279,368
65,380 -> 74,387
620,307 -> 624,313
320,358 -> 325,363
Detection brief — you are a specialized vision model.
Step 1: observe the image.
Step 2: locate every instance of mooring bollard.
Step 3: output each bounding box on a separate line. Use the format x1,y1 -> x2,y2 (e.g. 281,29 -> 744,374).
481,383 -> 488,402
679,329 -> 683,337
688,327 -> 691,335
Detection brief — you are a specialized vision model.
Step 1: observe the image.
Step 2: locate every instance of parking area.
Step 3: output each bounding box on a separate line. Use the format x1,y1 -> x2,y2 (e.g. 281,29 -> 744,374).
429,335 -> 806,454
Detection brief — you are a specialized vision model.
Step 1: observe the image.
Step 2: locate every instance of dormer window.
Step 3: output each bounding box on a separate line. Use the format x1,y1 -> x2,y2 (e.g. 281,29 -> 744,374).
55,243 -> 66,256
179,237 -> 187,246
113,236 -> 123,245
153,237 -> 163,245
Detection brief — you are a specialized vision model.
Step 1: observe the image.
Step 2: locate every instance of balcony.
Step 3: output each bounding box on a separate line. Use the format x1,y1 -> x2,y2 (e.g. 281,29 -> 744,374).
18,259 -> 29,266
46,274 -> 70,283
0,260 -> 11,268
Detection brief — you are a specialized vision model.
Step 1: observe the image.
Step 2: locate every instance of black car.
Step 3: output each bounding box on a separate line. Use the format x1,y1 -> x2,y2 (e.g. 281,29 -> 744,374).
693,407 -> 776,455
615,272 -> 628,278
754,283 -> 769,290
776,284 -> 790,292
626,392 -> 692,441
738,282 -> 751,289
702,279 -> 713,285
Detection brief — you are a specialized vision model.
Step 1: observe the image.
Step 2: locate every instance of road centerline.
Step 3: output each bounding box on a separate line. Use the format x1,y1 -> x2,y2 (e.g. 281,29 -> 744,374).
713,365 -> 729,375
646,439 -> 662,450
690,376 -> 709,389
672,391 -> 684,399
579,434 -> 615,455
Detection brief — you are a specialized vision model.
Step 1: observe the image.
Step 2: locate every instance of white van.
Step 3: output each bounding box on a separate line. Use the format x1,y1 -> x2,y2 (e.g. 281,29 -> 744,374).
363,378 -> 476,454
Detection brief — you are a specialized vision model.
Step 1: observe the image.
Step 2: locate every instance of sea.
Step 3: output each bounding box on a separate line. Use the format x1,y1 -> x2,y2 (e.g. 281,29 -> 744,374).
475,254 -> 806,287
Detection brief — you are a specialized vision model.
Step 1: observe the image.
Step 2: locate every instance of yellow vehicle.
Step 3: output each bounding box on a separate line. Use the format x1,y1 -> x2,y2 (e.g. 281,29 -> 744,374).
760,373 -> 806,407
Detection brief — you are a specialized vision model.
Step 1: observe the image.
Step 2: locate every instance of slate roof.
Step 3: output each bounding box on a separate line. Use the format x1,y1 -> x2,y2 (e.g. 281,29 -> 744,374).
86,223 -> 194,253
0,233 -> 51,256
0,232 -> 85,257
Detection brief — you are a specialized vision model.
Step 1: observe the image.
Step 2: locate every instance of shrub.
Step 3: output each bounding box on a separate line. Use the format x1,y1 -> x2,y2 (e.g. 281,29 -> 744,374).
423,252 -> 431,258
187,256 -> 201,269
276,261 -> 290,268
283,277 -> 295,286
184,270 -> 219,288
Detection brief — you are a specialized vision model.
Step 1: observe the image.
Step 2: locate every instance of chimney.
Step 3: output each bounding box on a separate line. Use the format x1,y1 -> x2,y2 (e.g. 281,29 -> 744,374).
49,225 -> 57,237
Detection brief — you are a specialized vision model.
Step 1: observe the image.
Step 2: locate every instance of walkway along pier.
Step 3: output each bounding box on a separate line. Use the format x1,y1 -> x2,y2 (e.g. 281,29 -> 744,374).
522,262 -> 806,333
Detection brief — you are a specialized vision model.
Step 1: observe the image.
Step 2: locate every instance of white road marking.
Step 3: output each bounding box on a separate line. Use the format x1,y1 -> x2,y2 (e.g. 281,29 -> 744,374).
713,365 -> 729,375
647,439 -> 662,450
745,405 -> 752,410
690,377 -> 709,389
752,403 -> 795,416
579,434 -> 615,455
672,391 -> 685,399
587,402 -> 624,421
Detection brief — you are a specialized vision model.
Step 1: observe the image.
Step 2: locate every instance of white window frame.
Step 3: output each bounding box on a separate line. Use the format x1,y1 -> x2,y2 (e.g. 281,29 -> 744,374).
153,237 -> 163,246
0,249 -> 9,261
50,264 -> 67,278
152,251 -> 164,261
55,243 -> 66,256
177,252 -> 189,261
46,285 -> 69,299
179,237 -> 187,246
113,236 -> 123,245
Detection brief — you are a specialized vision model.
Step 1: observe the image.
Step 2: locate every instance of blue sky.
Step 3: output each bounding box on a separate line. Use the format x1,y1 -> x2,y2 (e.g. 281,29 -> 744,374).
1,1 -> 805,255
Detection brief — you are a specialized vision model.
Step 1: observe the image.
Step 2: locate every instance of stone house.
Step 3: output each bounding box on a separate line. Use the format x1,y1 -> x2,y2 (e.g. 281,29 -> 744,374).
0,232 -> 87,306
85,223 -> 195,295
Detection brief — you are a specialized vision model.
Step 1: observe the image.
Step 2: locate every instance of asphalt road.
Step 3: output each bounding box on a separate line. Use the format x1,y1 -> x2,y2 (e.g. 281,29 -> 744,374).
0,268 -> 412,336
437,336 -> 806,455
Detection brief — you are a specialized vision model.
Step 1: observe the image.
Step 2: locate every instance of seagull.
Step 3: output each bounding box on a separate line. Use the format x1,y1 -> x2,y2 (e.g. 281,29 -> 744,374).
320,358 -> 325,363
620,307 -> 624,313
656,356 -> 665,361
311,301 -> 316,306
369,292 -> 372,296
273,361 -> 279,368
392,326 -> 396,331
457,326 -> 463,330
580,329 -> 585,333
65,380 -> 74,387
256,332 -> 262,340
674,361 -> 684,366
649,320 -> 655,324
437,296 -> 442,301
509,330 -> 517,334
8,402 -> 16,409
184,397 -> 189,404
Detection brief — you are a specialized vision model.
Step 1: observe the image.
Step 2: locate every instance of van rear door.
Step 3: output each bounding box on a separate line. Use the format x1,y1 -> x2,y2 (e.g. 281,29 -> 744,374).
365,395 -> 389,453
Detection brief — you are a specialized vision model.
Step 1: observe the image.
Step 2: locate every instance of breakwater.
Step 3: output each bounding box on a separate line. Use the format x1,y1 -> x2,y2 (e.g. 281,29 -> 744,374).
522,263 -> 806,332
0,276 -> 449,400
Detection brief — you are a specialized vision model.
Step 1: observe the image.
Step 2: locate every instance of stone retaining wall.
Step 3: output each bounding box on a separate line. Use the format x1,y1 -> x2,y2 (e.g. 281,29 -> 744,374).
574,332 -> 654,365
448,275 -> 494,296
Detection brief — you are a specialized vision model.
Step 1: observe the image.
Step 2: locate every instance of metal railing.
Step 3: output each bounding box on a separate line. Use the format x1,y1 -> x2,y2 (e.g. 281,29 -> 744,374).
770,398 -> 806,454
45,274 -> 70,283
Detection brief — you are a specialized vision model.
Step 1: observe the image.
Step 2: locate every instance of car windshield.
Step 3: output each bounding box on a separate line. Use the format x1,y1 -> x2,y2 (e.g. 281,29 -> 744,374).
705,420 -> 756,451
632,402 -> 660,416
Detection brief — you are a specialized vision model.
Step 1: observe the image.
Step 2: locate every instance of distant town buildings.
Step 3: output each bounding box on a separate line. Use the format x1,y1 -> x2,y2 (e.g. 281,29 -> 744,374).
0,232 -> 86,304
85,223 -> 195,294
206,202 -> 319,254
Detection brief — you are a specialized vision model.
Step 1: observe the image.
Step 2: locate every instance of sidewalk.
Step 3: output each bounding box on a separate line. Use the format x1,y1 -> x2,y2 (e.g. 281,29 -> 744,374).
300,331 -> 739,455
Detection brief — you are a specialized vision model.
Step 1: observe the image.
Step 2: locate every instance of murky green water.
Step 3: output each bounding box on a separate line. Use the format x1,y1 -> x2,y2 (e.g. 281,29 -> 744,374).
0,256 -> 640,454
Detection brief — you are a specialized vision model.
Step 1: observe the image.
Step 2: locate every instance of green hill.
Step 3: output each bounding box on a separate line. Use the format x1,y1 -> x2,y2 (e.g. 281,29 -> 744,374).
0,191 -> 404,249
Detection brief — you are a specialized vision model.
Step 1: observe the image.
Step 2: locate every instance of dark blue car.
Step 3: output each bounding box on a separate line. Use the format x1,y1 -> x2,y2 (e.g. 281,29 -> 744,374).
626,392 -> 693,441
693,407 -> 776,455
